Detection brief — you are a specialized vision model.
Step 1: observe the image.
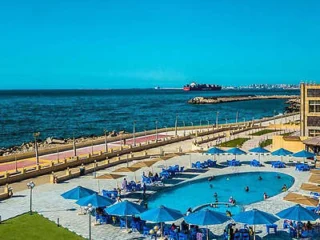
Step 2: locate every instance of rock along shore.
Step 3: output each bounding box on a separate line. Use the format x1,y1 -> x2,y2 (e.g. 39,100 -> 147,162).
188,94 -> 299,104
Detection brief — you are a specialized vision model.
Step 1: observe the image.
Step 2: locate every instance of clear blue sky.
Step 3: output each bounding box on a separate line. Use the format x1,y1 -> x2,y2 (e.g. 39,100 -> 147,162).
1,0 -> 319,89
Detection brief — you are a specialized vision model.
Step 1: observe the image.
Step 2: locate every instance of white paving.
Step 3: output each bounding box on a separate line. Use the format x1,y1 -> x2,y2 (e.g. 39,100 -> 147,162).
0,152 -> 315,240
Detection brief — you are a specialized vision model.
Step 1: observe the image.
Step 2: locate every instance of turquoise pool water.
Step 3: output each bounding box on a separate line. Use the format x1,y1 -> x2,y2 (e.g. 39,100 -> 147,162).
148,172 -> 294,214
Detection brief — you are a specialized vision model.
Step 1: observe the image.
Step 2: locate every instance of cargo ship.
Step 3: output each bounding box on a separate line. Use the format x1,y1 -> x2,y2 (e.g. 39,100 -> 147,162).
183,82 -> 222,91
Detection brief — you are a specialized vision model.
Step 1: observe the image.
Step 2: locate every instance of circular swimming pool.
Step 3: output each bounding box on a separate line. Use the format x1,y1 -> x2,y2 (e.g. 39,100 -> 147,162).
147,172 -> 294,213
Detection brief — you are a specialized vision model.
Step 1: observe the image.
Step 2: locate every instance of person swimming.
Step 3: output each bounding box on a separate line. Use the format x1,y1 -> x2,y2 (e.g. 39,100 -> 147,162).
245,186 -> 249,192
258,176 -> 263,180
277,174 -> 281,179
263,192 -> 268,200
208,176 -> 215,181
281,184 -> 287,192
226,210 -> 232,217
210,184 -> 213,188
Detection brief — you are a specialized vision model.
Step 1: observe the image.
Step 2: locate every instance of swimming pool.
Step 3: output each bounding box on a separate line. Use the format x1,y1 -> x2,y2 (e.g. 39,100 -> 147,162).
147,172 -> 294,214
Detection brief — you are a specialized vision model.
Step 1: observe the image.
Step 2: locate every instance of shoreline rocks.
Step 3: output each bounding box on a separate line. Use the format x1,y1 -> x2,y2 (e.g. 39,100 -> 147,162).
0,130 -> 128,157
188,95 -> 299,104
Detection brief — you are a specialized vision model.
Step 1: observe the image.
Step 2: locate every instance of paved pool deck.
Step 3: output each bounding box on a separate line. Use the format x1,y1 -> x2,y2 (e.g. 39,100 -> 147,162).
0,151 -> 315,240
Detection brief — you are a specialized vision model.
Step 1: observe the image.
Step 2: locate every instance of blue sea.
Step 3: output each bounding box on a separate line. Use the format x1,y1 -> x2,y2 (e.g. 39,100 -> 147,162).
0,89 -> 298,148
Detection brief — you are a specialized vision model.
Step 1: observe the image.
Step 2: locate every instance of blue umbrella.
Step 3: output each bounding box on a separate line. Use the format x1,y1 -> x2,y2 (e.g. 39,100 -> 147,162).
233,209 -> 279,240
292,150 -> 315,162
139,205 -> 183,237
105,200 -> 145,216
61,186 -> 97,200
249,147 -> 270,161
226,147 -> 246,160
249,147 -> 270,154
105,200 -> 145,230
76,193 -> 115,207
206,147 -> 225,154
139,205 -> 183,223
276,204 -> 319,221
206,147 -> 225,161
271,148 -> 293,162
185,209 -> 230,240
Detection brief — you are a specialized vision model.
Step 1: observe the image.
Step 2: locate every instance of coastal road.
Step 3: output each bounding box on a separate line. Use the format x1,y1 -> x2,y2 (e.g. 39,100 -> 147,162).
0,134 -> 168,172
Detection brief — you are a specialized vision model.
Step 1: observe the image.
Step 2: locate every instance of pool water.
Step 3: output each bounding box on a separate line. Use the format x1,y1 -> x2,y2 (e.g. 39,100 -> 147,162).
147,172 -> 294,213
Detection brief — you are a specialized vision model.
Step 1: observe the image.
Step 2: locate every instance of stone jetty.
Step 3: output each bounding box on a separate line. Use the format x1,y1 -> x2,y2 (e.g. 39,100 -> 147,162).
188,94 -> 299,104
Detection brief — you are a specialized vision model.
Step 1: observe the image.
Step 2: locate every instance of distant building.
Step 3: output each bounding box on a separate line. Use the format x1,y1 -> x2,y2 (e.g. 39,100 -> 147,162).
300,83 -> 320,137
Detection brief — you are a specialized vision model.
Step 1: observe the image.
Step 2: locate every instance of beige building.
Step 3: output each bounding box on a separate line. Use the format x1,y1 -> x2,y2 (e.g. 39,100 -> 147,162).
300,83 -> 320,137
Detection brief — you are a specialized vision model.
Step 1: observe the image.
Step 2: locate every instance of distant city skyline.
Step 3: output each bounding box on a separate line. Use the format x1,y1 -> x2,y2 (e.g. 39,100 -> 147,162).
1,0 -> 320,89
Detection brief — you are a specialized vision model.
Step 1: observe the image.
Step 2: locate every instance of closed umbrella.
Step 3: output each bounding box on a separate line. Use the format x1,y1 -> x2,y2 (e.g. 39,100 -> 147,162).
232,209 -> 279,240
185,209 -> 230,240
61,186 -> 97,200
226,147 -> 246,160
105,200 -> 145,230
249,147 -> 269,161
76,193 -> 115,208
139,205 -> 183,237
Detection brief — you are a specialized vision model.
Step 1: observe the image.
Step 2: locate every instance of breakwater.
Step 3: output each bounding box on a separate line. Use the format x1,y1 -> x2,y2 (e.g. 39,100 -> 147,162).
188,95 -> 299,104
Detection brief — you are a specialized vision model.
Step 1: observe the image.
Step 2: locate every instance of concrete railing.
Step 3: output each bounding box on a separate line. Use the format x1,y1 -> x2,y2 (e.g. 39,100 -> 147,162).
0,135 -> 190,186
0,113 -> 298,164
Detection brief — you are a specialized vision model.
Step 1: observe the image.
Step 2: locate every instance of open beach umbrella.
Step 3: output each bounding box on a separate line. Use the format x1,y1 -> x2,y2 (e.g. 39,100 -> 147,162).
139,205 -> 183,237
206,147 -> 226,161
105,200 -> 145,230
112,167 -> 141,181
293,150 -> 315,163
131,160 -> 158,173
232,209 -> 279,240
96,173 -> 124,180
61,186 -> 97,200
76,193 -> 115,208
276,204 -> 319,221
226,147 -> 246,160
249,147 -> 269,161
271,148 -> 293,162
185,209 -> 230,240
283,193 -> 319,206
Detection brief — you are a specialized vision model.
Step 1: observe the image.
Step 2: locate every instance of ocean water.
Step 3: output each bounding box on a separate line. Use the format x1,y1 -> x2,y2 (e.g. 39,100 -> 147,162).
0,89 -> 298,148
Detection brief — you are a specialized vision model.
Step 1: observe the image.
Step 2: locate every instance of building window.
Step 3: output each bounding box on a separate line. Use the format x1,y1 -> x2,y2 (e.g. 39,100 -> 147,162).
307,89 -> 320,97
307,116 -> 320,126
309,129 -> 320,137
309,100 -> 320,113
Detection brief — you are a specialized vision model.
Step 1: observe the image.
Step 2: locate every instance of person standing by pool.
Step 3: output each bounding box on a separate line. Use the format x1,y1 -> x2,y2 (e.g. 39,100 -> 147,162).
282,184 -> 287,192
122,178 -> 128,191
263,192 -> 268,200
143,182 -> 147,198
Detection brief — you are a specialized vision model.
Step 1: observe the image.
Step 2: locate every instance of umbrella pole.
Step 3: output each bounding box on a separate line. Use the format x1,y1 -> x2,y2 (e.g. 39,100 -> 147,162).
207,227 -> 209,240
126,216 -> 128,231
161,222 -> 163,238
253,225 -> 256,240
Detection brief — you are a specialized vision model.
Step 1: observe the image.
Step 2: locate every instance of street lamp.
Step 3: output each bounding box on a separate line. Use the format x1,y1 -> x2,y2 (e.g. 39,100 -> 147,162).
175,115 -> 178,137
73,134 -> 77,157
200,119 -> 202,127
182,121 -> 186,136
133,121 -> 136,146
206,119 -> 209,127
190,122 -> 194,134
104,129 -> 108,153
33,132 -> 40,165
155,120 -> 158,142
84,203 -> 93,240
236,111 -> 239,124
27,181 -> 35,215
216,111 -> 219,128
